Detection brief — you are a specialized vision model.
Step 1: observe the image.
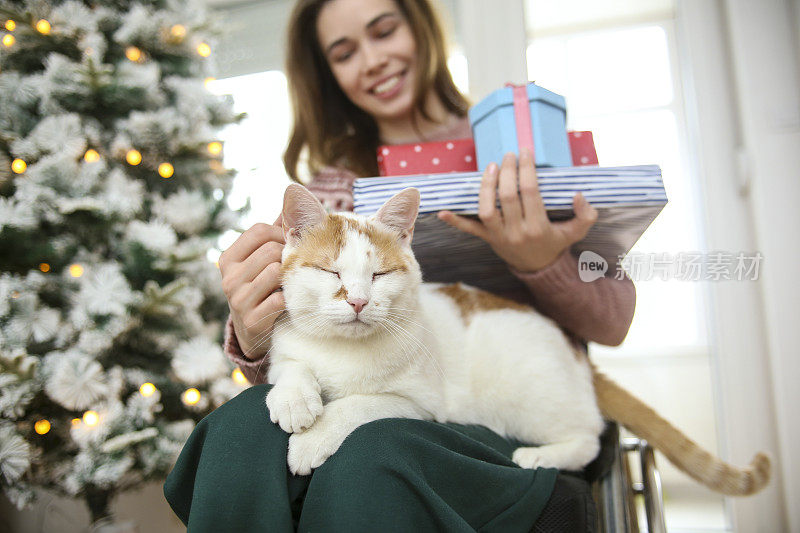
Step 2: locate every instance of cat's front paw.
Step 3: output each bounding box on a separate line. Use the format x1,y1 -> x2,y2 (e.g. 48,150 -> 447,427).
287,423 -> 346,475
512,446 -> 561,469
266,382 -> 323,434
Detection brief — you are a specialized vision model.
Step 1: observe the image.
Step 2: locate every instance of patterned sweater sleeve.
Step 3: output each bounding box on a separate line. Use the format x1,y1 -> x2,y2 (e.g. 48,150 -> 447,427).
222,166 -> 359,385
511,250 -> 636,347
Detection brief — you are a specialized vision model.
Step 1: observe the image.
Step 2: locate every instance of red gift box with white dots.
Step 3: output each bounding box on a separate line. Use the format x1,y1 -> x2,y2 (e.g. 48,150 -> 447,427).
567,131 -> 599,166
376,138 -> 478,176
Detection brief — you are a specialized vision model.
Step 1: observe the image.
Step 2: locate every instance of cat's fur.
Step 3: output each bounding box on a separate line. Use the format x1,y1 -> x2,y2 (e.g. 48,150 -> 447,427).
263,183 -> 769,496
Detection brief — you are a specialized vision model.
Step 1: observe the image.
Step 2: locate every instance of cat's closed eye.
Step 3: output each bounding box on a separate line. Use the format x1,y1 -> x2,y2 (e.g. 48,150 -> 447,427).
316,267 -> 340,279
372,271 -> 393,281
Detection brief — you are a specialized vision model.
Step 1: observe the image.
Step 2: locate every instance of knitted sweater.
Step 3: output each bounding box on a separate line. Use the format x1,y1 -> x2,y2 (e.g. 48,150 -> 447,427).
224,118 -> 636,384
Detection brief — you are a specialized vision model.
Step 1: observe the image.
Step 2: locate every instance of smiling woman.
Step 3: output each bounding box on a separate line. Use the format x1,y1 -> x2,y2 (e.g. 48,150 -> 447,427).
317,2 -> 419,121
164,0 -> 637,530
283,0 -> 470,180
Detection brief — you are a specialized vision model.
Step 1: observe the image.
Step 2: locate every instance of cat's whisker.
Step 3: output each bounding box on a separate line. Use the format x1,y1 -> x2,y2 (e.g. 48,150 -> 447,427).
382,319 -> 447,384
381,311 -> 437,336
250,312 -> 332,381
377,322 -> 416,373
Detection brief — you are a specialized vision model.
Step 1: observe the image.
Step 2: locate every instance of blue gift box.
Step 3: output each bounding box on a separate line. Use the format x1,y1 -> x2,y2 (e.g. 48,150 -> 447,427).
469,83 -> 572,170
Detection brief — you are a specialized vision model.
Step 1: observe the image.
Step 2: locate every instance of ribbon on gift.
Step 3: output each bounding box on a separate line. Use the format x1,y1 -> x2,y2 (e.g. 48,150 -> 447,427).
505,82 -> 535,160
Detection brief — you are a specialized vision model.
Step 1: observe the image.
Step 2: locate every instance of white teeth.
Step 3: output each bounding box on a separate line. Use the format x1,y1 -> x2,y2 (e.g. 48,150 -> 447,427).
373,75 -> 401,95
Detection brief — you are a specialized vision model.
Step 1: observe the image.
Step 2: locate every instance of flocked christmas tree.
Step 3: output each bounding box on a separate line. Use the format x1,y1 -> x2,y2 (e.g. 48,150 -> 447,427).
0,0 -> 249,522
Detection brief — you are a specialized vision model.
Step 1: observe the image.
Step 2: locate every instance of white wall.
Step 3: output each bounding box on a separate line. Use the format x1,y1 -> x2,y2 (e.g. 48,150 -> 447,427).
677,0 -> 799,530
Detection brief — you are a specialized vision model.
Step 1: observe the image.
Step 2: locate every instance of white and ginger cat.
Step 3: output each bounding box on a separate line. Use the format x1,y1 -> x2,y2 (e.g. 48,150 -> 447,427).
263,183 -> 770,496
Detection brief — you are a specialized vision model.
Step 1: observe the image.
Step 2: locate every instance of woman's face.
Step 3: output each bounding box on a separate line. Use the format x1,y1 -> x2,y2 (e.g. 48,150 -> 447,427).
316,0 -> 418,123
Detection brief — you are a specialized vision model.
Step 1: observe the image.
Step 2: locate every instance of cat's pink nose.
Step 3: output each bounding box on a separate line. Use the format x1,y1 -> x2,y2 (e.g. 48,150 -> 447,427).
347,298 -> 368,314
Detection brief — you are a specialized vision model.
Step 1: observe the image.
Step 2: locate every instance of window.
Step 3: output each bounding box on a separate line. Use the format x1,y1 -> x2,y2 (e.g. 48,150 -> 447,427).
206,71 -> 293,258
526,11 -> 727,529
528,23 -> 707,354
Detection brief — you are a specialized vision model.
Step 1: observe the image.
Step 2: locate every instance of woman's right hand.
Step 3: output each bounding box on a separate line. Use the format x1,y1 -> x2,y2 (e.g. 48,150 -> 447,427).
219,220 -> 286,360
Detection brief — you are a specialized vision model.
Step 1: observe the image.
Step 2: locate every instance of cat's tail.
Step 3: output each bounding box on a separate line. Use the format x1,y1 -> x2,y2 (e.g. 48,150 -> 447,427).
591,366 -> 771,496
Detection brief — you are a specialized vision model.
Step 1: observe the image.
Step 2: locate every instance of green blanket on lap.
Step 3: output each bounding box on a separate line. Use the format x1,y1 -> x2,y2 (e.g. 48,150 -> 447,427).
164,384 -> 558,532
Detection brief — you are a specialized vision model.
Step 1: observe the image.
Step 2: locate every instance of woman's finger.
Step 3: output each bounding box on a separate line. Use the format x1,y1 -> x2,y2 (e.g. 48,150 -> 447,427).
477,162 -> 503,232
554,192 -> 599,245
437,211 -> 489,241
497,152 -> 523,225
518,148 -> 549,225
242,261 -> 284,310
219,223 -> 284,271
241,241 -> 284,282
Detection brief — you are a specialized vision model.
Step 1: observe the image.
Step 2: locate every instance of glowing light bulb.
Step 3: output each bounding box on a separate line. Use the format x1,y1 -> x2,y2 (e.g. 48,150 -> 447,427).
35,20 -> 51,35
69,264 -> 84,278
126,149 -> 142,166
34,419 -> 51,435
71,418 -> 81,426
11,158 -> 26,173
170,24 -> 186,39
125,46 -> 142,62
83,410 -> 99,426
207,142 -> 222,156
2,34 -> 14,47
5,20 -> 16,31
232,368 -> 248,385
158,162 -> 174,178
196,42 -> 211,57
182,388 -> 201,406
39,263 -> 50,272
204,77 -> 215,88
139,382 -> 157,397
84,149 -> 100,163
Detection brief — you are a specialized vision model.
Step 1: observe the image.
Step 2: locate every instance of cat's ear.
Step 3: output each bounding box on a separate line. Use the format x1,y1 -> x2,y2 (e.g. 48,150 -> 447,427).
282,183 -> 327,246
373,188 -> 420,247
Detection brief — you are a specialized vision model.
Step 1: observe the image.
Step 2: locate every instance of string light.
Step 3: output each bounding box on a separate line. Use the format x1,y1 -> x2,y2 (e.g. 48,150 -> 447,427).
125,46 -> 142,62
232,369 -> 248,385
11,158 -> 26,173
82,410 -> 99,426
34,419 -> 51,435
204,77 -> 215,89
35,20 -> 51,35
71,418 -> 81,426
158,162 -> 174,178
2,34 -> 14,47
84,149 -> 100,163
126,149 -> 142,166
39,263 -> 50,273
170,24 -> 186,39
196,42 -> 211,57
139,382 -> 157,397
69,264 -> 84,278
5,20 -> 15,31
182,388 -> 201,406
207,142 -> 222,156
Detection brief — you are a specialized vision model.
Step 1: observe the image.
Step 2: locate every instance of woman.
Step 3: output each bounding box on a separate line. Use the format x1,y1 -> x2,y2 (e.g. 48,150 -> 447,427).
165,0 -> 634,530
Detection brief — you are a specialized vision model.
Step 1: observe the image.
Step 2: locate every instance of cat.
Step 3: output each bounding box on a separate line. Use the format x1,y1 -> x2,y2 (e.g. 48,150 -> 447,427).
262,183 -> 770,496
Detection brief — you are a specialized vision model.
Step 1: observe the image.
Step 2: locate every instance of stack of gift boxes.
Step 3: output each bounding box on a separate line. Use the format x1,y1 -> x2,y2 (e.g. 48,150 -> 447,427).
358,82 -> 668,292
376,83 -> 599,178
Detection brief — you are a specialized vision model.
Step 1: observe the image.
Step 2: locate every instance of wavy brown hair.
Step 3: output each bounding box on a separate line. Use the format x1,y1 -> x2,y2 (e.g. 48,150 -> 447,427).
283,0 -> 469,182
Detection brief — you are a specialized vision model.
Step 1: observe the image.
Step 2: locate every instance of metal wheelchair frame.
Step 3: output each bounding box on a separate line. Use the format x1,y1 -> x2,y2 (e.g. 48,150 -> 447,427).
593,425 -> 667,533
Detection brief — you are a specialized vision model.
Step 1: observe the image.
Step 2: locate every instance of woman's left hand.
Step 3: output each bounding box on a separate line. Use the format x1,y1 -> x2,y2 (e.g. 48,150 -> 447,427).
437,149 -> 599,272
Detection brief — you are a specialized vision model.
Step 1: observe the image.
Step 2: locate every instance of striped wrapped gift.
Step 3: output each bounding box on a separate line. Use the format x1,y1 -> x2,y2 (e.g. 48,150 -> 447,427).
353,165 -> 667,292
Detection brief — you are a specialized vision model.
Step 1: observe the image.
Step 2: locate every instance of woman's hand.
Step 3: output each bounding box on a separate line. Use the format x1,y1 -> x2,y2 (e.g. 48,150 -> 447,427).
219,220 -> 286,360
437,149 -> 599,272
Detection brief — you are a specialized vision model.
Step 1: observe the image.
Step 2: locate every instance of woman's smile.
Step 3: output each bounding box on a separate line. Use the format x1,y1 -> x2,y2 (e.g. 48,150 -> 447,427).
317,0 -> 418,123
369,69 -> 407,99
